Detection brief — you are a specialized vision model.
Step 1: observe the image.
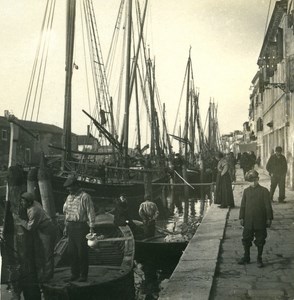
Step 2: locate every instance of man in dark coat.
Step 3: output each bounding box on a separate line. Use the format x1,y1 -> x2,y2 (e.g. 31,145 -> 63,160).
16,192 -> 57,282
266,146 -> 287,203
238,170 -> 273,268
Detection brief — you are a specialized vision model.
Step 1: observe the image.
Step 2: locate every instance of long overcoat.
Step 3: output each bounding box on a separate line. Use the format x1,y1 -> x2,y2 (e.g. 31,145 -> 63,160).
239,184 -> 273,230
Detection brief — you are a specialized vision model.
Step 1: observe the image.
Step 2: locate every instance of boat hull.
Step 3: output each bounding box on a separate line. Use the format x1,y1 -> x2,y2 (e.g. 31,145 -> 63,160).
133,222 -> 188,263
52,174 -> 169,220
43,215 -> 135,299
135,238 -> 188,262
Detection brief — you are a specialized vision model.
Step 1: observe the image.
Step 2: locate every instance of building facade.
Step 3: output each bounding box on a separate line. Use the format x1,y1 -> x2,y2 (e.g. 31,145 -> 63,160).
248,0 -> 294,188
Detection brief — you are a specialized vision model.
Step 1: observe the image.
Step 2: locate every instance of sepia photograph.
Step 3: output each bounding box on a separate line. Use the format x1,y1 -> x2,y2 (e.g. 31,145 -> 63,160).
0,0 -> 294,299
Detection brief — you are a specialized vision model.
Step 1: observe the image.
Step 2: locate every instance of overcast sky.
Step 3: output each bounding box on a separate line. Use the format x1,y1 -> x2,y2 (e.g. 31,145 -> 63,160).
0,0 -> 273,139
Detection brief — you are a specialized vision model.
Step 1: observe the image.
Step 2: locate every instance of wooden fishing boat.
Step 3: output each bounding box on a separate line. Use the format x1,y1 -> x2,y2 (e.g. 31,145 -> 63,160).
14,0 -> 170,220
133,221 -> 188,262
42,214 -> 135,300
51,169 -> 168,220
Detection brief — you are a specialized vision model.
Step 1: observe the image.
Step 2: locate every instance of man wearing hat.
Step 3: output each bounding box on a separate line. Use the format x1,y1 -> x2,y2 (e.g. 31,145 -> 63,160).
63,176 -> 96,282
15,192 -> 57,282
266,146 -> 287,203
238,170 -> 273,268
110,193 -> 130,226
139,195 -> 159,238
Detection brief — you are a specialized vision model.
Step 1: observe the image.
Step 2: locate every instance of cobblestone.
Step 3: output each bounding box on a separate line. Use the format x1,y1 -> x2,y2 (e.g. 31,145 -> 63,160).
210,167 -> 294,300
160,167 -> 294,300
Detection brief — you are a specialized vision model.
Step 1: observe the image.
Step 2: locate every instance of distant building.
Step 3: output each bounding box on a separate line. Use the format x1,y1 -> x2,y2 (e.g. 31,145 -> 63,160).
220,131 -> 244,157
0,116 -> 78,168
77,134 -> 99,152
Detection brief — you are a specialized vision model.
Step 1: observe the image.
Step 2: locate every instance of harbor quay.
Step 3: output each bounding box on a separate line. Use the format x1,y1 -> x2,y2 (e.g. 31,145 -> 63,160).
159,167 -> 294,300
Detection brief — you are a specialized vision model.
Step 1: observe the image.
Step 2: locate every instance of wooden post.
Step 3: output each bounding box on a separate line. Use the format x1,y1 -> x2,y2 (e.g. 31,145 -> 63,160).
199,154 -> 204,200
38,153 -> 56,220
3,168 -> 28,297
27,167 -> 41,203
7,120 -> 19,170
144,157 -> 152,199
167,158 -> 175,214
182,163 -> 189,202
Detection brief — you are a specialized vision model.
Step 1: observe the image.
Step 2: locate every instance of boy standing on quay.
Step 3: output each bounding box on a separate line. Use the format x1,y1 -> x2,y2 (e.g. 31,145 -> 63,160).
238,170 -> 273,268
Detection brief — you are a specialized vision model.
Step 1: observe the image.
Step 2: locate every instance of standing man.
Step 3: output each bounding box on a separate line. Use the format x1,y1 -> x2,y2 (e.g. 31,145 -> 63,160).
139,195 -> 159,238
63,176 -> 96,282
266,146 -> 287,203
238,170 -> 273,268
16,192 -> 57,283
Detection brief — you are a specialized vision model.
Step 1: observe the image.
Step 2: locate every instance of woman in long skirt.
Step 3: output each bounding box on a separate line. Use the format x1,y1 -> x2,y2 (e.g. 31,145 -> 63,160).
215,152 -> 235,208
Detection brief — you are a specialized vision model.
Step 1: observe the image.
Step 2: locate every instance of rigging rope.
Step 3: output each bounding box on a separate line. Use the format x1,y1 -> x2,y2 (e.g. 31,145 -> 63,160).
172,61 -> 188,137
22,0 -> 56,122
22,0 -> 51,120
36,0 -> 56,122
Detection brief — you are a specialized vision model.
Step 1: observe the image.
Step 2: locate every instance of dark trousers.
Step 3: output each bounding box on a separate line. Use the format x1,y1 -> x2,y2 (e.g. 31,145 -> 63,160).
36,230 -> 56,281
67,222 -> 89,278
242,227 -> 267,248
270,175 -> 286,201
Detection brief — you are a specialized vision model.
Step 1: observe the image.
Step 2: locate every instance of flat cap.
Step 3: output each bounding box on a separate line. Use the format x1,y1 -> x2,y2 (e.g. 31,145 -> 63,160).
245,170 -> 259,182
275,146 -> 282,152
21,192 -> 35,202
63,175 -> 78,187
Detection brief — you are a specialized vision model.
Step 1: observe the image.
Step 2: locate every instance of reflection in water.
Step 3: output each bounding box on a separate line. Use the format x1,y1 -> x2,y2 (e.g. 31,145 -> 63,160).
134,198 -> 211,299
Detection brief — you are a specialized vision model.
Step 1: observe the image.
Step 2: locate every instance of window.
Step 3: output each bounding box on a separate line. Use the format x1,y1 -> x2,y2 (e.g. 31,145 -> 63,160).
25,148 -> 31,164
2,129 -> 7,141
257,117 -> 263,132
276,28 -> 283,62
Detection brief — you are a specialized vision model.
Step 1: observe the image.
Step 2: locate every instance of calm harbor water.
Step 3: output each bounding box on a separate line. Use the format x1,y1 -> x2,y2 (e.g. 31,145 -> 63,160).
133,198 -> 211,300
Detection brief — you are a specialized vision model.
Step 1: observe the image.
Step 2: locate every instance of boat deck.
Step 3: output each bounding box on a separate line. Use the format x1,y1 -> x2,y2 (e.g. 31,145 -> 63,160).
43,264 -> 130,289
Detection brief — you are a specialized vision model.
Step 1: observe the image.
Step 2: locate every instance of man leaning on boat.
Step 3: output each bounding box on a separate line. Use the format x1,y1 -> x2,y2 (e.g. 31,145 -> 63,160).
63,175 -> 96,282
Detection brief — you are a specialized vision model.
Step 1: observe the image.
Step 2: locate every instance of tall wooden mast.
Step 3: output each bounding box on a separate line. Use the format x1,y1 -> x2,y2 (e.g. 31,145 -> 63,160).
184,52 -> 191,162
123,0 -> 132,167
63,0 -> 76,164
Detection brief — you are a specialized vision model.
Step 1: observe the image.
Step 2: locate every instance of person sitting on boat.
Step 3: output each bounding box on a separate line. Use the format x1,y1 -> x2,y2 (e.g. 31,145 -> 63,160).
108,193 -> 138,233
109,193 -> 130,226
14,192 -> 57,283
63,176 -> 96,282
139,195 -> 159,238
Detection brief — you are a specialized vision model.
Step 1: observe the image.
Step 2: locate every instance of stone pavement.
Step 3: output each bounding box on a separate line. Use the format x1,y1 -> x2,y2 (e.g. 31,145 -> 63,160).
210,167 -> 294,300
160,167 -> 294,300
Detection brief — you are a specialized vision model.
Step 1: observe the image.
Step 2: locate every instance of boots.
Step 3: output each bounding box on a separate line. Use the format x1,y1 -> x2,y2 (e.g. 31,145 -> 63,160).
238,246 -> 250,265
257,246 -> 264,268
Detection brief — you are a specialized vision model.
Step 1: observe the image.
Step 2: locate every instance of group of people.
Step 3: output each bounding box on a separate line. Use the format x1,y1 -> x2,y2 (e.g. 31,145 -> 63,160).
7,173 -> 160,300
61,145 -> 288,280
214,146 -> 288,268
62,177 -> 159,284
6,145 -> 288,299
